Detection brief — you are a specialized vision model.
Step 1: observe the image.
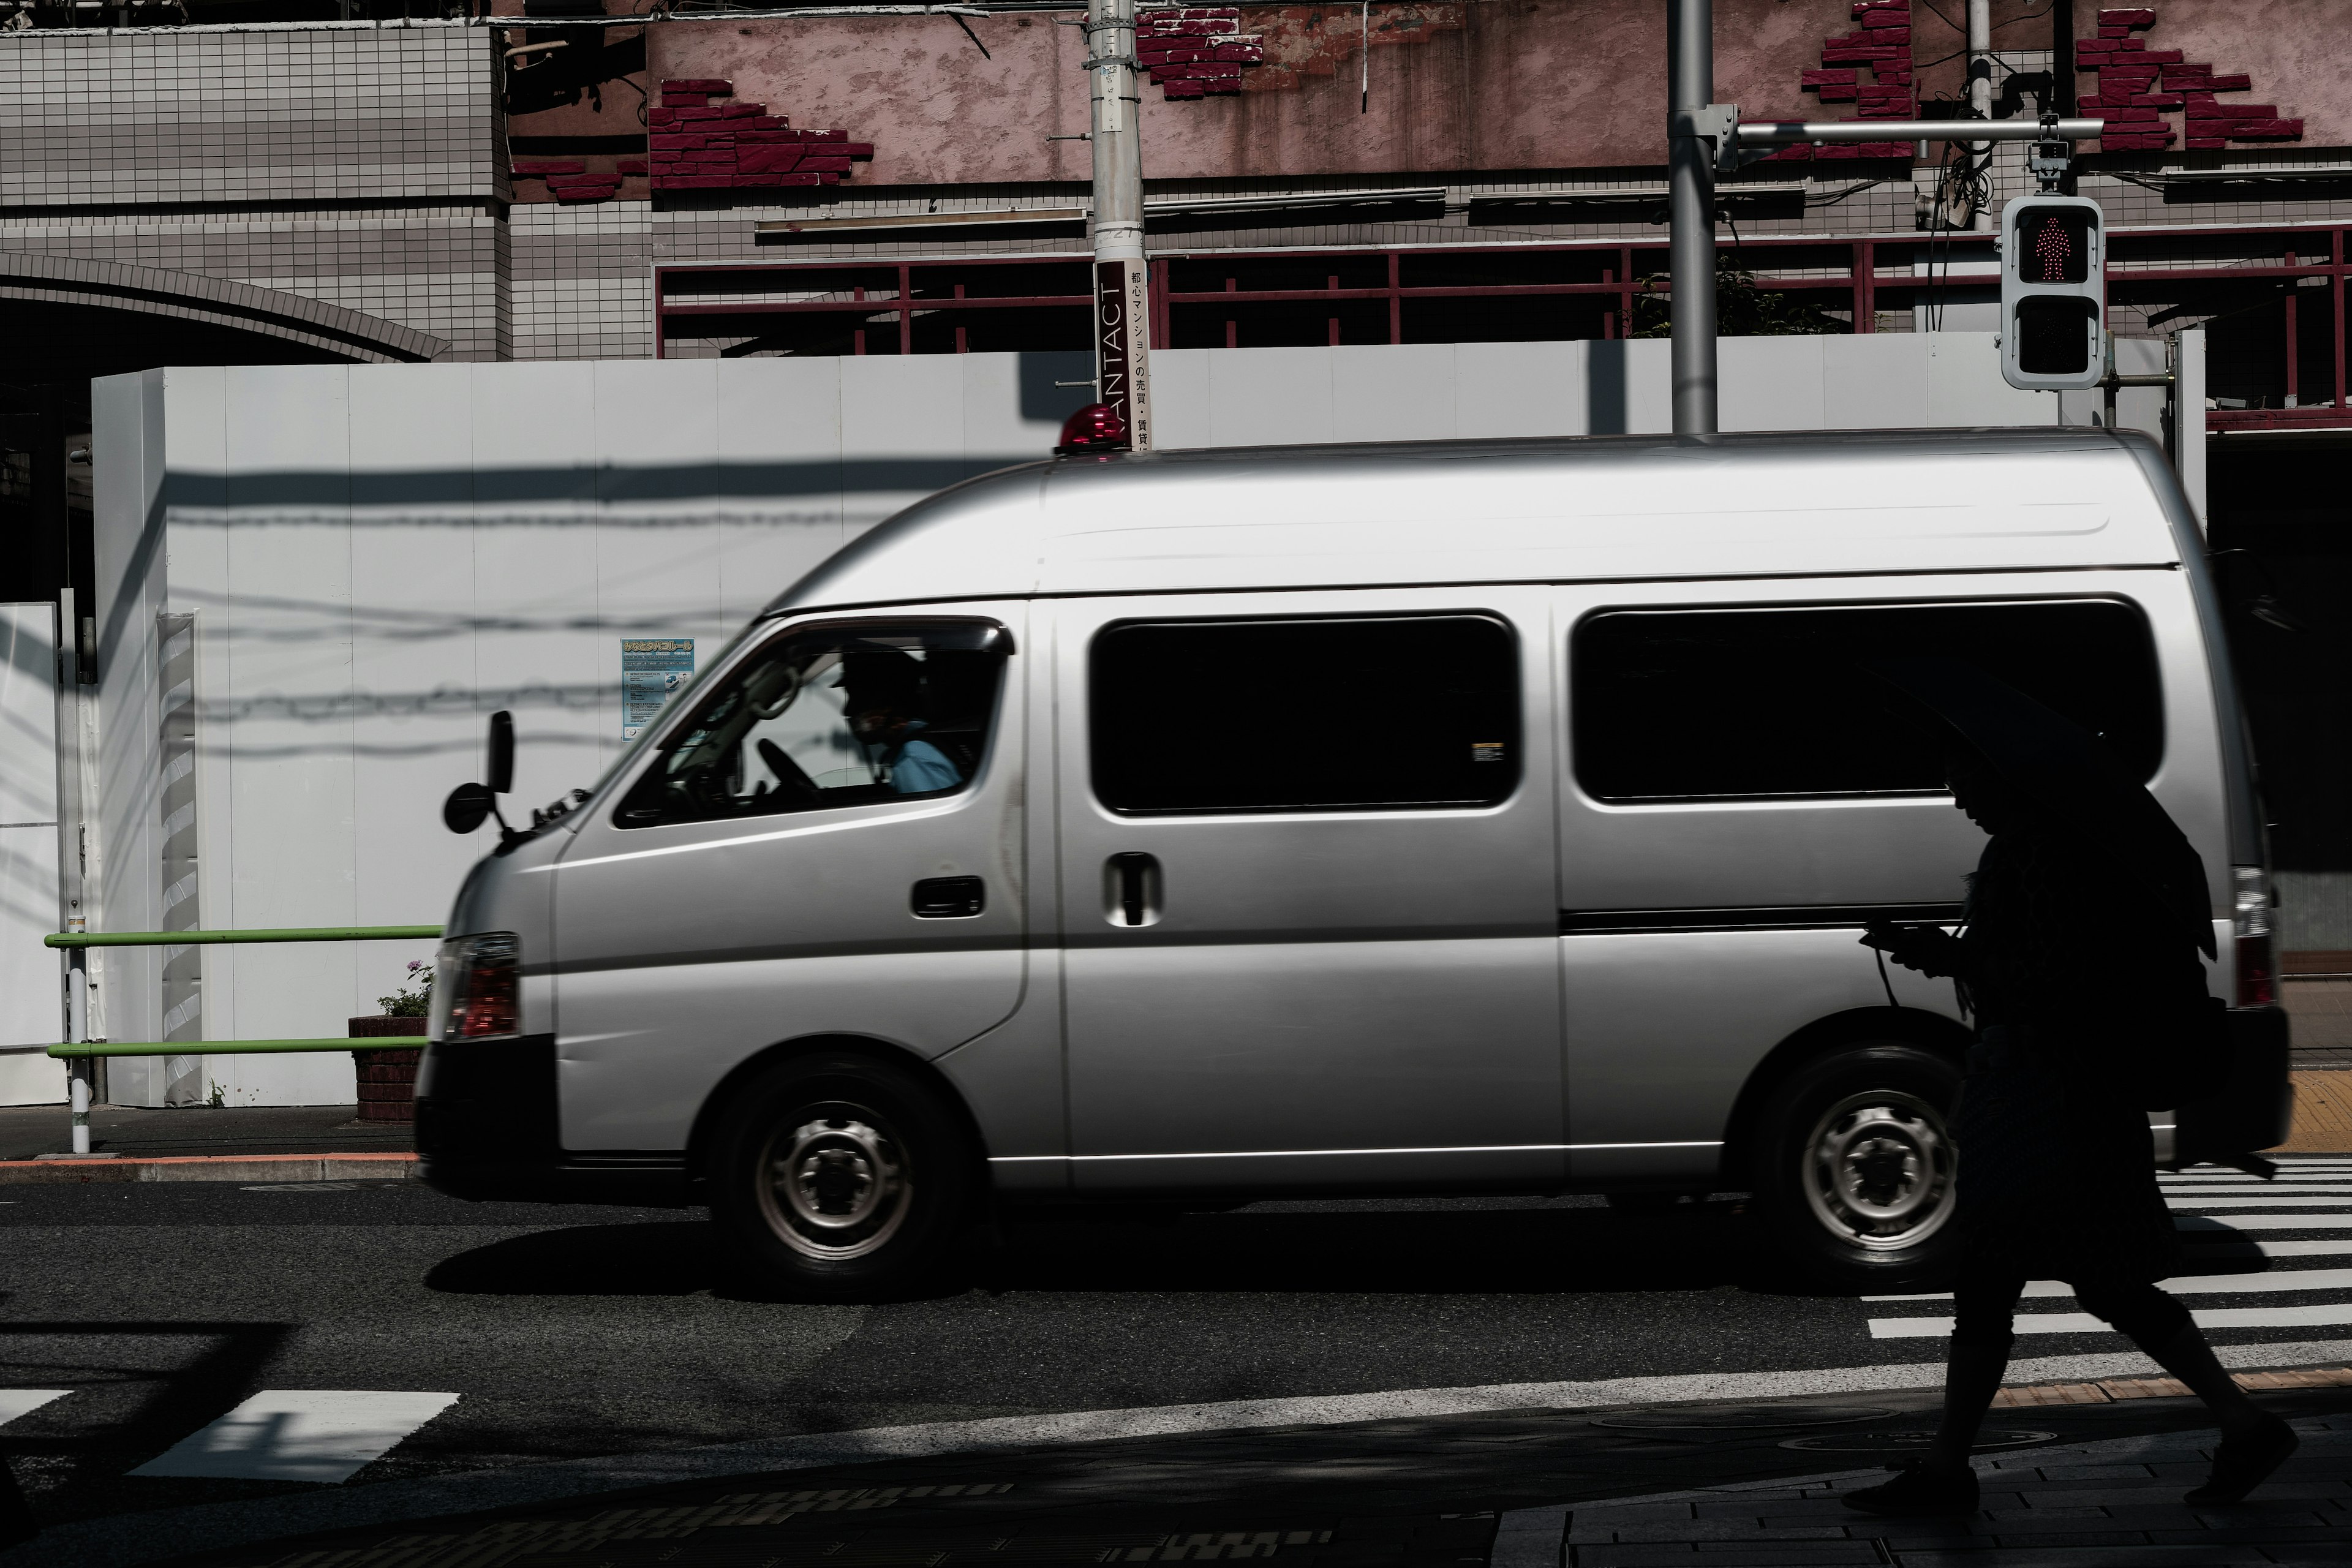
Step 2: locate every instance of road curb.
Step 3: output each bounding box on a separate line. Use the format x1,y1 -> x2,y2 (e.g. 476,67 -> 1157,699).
0,1150 -> 417,1185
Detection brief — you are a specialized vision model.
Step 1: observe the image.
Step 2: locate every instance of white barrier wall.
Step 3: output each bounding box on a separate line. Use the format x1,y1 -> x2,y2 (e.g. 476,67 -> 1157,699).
87,334 -> 2150,1106
0,603 -> 65,1104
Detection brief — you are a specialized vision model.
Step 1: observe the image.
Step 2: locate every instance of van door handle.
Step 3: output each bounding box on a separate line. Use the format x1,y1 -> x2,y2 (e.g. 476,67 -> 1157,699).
911,876 -> 986,918
1106,853 -> 1159,927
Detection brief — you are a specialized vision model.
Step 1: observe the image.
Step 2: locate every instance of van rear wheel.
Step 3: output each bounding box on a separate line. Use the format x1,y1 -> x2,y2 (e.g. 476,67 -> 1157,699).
709,1052 -> 976,1300
1754,1042 -> 1962,1291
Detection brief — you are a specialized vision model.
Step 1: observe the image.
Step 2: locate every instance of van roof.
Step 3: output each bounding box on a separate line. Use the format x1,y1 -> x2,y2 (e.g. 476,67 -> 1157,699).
773,426 -> 2192,612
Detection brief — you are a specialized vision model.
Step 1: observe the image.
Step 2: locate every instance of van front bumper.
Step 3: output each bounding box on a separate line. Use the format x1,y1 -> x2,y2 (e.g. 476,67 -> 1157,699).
416,1034 -> 690,1207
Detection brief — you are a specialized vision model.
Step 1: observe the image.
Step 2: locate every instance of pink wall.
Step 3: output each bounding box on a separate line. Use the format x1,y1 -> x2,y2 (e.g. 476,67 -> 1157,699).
641,0 -> 1864,188
504,0 -> 2352,204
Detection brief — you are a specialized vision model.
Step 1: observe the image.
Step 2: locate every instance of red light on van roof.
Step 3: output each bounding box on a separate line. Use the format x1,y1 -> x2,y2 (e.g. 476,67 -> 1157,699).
1055,402 -> 1128,456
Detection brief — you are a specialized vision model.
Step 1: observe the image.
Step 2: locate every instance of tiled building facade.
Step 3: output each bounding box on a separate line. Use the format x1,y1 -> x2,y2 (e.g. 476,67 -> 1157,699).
2,3 -> 2346,380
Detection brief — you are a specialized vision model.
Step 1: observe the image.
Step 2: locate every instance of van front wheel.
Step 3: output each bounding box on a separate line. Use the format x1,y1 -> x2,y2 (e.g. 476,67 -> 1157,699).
709,1052 -> 976,1300
1754,1042 -> 1962,1291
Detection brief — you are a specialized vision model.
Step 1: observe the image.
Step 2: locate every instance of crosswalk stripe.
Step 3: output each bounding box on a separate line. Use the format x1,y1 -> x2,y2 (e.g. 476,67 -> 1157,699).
2155,1185 -> 2352,1195
1871,1302 -> 2352,1338
2177,1213 -> 2352,1229
2180,1240 -> 2352,1259
2165,1196 -> 2352,1209
0,1390 -> 70,1427
1866,1265 -> 2352,1302
2161,1172 -> 2352,1181
130,1390 -> 460,1483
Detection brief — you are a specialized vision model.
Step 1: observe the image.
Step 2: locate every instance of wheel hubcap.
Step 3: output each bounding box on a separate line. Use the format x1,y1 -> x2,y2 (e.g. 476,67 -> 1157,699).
1801,1089 -> 1954,1252
756,1107 -> 913,1261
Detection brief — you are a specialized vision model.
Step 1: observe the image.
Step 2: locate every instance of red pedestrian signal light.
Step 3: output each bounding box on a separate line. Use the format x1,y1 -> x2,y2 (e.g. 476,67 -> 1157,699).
2000,196 -> 2106,393
2017,206 -> 2092,285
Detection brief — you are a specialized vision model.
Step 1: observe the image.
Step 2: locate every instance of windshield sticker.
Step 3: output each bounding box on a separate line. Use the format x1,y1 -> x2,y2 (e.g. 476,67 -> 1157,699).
621,638 -> 695,741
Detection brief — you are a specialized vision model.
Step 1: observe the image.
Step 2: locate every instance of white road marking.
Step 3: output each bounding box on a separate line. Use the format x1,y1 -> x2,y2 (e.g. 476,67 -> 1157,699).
0,1390 -> 70,1426
2198,1239 -> 2352,1257
1871,1303 -> 2352,1338
2177,1213 -> 2352,1229
131,1390 -> 460,1483
2157,1185 -> 2352,1196
1868,1265 -> 2352,1302
2154,1204 -> 2352,1213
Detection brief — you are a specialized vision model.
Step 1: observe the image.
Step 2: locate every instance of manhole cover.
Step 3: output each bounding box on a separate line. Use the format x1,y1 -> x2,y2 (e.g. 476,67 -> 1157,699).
1781,1428 -> 2057,1454
1591,1404 -> 1897,1431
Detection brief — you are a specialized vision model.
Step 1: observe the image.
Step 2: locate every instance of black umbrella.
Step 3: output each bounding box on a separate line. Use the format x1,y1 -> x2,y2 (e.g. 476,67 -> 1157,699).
1871,655 -> 2217,961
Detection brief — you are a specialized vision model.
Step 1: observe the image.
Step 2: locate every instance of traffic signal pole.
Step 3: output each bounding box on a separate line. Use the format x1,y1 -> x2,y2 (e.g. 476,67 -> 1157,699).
1966,0 -> 1993,230
1088,0 -> 1153,450
1667,0 -> 1718,436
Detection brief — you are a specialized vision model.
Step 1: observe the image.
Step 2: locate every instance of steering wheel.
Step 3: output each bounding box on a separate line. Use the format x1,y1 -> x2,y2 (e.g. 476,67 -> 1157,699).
758,738 -> 821,802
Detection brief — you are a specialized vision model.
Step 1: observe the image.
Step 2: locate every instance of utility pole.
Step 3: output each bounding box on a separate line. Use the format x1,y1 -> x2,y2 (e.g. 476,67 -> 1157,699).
1667,0 -> 1717,435
1088,0 -> 1153,450
1966,0 -> 1994,230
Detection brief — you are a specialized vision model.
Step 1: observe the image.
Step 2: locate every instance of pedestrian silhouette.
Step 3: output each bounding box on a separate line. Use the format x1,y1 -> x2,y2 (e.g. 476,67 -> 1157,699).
1845,657 -> 2296,1516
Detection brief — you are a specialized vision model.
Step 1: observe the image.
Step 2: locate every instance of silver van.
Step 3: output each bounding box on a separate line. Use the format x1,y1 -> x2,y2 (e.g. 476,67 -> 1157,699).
418,427 -> 2289,1297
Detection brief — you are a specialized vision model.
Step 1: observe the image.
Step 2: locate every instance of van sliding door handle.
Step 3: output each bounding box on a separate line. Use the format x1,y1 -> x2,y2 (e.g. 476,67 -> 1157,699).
1106,853 -> 1160,927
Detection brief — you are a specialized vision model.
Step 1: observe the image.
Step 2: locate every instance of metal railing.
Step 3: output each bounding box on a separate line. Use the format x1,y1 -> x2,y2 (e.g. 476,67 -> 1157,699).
42,924 -> 443,1061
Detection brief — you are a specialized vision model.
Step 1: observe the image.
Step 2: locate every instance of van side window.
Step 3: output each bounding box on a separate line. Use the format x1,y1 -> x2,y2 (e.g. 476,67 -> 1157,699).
616,622 -> 1007,829
1572,600 -> 2162,803
1092,615 -> 1520,815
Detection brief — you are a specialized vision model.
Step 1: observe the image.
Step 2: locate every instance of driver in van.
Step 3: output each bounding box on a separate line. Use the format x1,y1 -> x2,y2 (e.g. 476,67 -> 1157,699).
839,644 -> 963,795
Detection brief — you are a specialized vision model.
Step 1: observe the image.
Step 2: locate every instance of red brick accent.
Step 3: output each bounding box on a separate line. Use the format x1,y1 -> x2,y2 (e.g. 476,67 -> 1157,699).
647,78 -> 877,193
2076,7 -> 2296,152
1773,0 -> 1912,163
1136,8 -> 1264,101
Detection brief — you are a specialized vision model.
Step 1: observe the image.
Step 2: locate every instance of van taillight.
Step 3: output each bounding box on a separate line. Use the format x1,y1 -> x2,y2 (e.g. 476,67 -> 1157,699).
435,932 -> 520,1039
2234,866 -> 2276,1008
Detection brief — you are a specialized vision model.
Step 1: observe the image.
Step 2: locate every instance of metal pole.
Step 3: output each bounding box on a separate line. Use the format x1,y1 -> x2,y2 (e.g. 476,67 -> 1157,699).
52,588 -> 90,1155
1667,0 -> 1716,435
1088,0 -> 1153,449
1967,0 -> 1994,231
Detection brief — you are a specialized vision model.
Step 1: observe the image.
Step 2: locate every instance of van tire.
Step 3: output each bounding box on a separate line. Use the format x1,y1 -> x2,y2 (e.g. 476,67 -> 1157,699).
1753,1042 -> 1963,1291
709,1051 -> 976,1300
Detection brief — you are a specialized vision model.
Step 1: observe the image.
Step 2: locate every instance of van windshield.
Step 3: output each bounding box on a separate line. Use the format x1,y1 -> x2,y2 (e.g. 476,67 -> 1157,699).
613,621 -> 1006,829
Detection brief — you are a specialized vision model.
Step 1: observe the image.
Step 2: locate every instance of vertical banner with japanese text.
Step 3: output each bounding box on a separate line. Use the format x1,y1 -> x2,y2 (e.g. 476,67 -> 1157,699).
1095,257 -> 1153,450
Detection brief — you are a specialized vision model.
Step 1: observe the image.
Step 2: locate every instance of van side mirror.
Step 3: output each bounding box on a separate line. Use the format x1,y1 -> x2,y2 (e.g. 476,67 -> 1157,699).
443,710 -> 518,839
486,709 -> 514,795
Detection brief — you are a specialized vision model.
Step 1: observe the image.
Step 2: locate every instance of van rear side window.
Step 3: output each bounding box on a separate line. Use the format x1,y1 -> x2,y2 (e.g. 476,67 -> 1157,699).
1573,600 -> 2162,803
1093,616 -> 1520,815
616,622 -> 1006,828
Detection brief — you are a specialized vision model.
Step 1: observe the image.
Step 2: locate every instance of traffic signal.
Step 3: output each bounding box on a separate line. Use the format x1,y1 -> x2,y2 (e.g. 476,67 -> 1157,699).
1999,195 -> 2106,393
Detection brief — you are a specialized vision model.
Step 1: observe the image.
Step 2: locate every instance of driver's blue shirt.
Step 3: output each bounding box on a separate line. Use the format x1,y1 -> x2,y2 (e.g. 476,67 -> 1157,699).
880,720 -> 962,793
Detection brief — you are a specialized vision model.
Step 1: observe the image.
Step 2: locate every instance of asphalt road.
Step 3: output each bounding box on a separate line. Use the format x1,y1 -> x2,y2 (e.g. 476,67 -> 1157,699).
0,1186 -> 1856,1513
4,1169 -> 2352,1564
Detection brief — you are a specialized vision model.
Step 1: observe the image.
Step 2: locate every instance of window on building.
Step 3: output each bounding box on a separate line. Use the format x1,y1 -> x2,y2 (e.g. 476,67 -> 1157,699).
1572,600 -> 2163,803
1091,615 -> 1520,814
617,621 -> 1007,827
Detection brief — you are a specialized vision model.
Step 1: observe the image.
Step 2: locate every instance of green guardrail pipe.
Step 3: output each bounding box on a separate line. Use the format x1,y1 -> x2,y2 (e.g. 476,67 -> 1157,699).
48,1038 -> 429,1058
46,925 -> 443,949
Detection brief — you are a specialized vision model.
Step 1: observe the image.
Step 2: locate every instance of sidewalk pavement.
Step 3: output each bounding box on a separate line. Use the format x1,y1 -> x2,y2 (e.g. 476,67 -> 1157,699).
87,1379 -> 2352,1568
0,1104 -> 410,1163
1559,1412 -> 2352,1566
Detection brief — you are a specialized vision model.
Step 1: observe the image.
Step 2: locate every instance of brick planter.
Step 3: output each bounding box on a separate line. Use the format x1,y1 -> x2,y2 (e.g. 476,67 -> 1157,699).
350,1016 -> 428,1123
